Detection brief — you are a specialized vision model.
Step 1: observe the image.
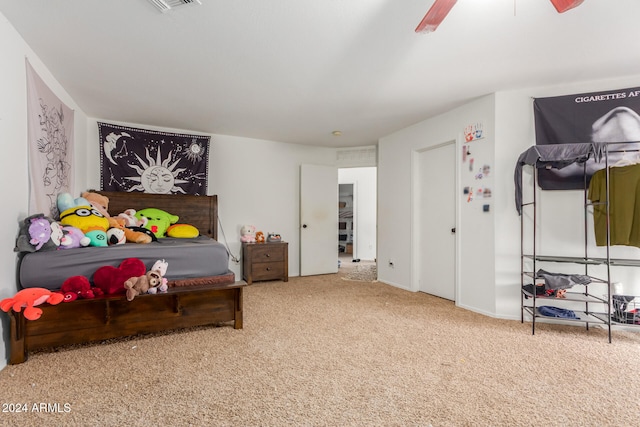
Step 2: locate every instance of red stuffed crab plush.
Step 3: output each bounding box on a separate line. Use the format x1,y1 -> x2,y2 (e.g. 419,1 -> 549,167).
0,288 -> 64,320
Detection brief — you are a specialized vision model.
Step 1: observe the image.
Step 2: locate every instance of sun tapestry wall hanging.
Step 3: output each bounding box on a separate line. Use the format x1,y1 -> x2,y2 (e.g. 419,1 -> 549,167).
98,122 -> 210,195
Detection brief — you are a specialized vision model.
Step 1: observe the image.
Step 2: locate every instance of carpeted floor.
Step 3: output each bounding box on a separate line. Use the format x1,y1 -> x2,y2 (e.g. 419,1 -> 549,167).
340,260 -> 377,282
0,272 -> 639,426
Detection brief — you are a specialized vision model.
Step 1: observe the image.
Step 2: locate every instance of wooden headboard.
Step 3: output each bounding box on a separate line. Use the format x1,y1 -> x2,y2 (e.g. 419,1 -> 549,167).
99,191 -> 218,240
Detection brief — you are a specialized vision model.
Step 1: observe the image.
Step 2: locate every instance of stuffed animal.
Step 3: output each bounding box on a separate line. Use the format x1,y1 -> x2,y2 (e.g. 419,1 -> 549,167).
267,233 -> 282,243
59,225 -> 91,250
240,225 -> 256,243
57,275 -> 103,301
255,231 -> 266,243
123,269 -> 163,301
146,259 -> 169,294
116,209 -> 147,228
0,288 -> 65,320
106,226 -> 126,245
59,205 -> 109,247
56,192 -> 90,215
93,258 -> 146,295
108,217 -> 151,244
14,214 -> 64,253
135,208 -> 179,238
81,190 -> 110,218
82,191 -> 152,244
166,223 -> 199,238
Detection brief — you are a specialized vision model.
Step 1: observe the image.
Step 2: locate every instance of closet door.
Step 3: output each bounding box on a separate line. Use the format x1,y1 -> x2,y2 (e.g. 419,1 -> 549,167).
414,141 -> 456,300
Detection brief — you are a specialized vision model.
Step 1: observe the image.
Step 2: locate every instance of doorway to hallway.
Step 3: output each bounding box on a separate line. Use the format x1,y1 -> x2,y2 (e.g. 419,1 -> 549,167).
338,167 -> 377,266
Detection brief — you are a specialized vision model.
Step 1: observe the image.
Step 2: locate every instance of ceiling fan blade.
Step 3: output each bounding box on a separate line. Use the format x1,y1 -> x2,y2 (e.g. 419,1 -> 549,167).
549,0 -> 585,13
415,0 -> 458,34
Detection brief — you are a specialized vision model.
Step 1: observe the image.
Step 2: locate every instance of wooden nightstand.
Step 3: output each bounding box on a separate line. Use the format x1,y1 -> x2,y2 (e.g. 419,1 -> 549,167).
242,242 -> 288,284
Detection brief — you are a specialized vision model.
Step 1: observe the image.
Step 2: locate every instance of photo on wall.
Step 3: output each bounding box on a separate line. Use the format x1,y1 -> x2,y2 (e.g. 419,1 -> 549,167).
534,86 -> 640,190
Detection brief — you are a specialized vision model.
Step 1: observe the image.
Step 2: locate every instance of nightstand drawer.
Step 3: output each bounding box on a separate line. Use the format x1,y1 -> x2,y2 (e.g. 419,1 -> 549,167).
252,262 -> 285,281
250,245 -> 284,262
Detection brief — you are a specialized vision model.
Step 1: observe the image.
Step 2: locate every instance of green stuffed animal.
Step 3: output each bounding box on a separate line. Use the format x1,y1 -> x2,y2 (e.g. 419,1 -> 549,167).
134,208 -> 179,238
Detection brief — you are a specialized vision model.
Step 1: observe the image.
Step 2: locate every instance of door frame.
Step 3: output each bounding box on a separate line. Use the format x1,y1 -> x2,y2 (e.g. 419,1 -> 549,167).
410,140 -> 460,299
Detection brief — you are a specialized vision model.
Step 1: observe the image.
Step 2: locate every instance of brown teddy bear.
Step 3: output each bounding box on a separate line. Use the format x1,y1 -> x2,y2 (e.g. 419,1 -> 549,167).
123,270 -> 163,301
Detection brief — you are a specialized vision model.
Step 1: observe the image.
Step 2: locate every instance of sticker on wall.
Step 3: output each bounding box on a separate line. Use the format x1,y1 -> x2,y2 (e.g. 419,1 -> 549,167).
467,188 -> 474,202
482,164 -> 491,176
469,158 -> 474,172
483,204 -> 490,212
463,186 -> 470,195
464,122 -> 484,142
483,188 -> 492,198
462,145 -> 468,162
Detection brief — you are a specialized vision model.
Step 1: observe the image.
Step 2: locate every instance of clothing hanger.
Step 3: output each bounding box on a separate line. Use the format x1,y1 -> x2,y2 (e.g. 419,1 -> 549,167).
612,150 -> 634,167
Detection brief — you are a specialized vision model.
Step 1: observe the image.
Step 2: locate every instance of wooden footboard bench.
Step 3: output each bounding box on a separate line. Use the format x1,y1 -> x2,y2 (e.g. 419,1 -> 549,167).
7,191 -> 244,364
8,279 -> 243,364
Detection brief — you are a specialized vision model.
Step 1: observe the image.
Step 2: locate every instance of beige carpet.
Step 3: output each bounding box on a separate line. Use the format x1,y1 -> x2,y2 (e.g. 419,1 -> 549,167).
340,261 -> 377,282
1,272 -> 639,427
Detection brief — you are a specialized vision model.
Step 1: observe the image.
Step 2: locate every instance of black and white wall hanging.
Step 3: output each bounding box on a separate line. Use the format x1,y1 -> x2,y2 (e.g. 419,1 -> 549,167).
98,122 -> 210,195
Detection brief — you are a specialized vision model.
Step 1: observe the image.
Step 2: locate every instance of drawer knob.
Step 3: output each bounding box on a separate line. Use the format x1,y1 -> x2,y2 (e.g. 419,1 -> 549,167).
266,267 -> 271,271
265,254 -> 270,257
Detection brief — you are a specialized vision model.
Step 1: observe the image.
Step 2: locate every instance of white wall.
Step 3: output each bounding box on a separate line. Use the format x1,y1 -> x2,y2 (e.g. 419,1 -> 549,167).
378,95 -> 496,316
378,74 -> 640,320
0,12 -> 88,369
85,119 -> 336,279
494,74 -> 640,319
339,167 -> 377,261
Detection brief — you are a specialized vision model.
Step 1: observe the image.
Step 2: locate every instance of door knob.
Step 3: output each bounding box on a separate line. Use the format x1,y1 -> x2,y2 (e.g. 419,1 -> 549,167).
451,227 -> 456,233
302,224 -> 308,228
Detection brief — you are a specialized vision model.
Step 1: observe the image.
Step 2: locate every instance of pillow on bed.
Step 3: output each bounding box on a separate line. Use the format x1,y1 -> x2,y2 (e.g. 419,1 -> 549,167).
166,224 -> 199,238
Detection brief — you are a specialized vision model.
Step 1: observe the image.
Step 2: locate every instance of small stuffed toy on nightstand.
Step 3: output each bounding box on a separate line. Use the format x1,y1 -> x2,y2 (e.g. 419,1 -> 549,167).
240,225 -> 256,243
255,231 -> 266,243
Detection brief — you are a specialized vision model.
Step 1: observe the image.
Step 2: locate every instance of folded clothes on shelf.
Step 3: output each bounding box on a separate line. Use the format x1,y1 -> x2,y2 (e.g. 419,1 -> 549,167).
538,305 -> 579,319
536,269 -> 592,290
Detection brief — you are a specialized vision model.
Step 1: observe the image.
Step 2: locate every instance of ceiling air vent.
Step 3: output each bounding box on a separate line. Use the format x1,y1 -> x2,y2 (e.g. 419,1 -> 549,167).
148,0 -> 202,13
336,146 -> 378,168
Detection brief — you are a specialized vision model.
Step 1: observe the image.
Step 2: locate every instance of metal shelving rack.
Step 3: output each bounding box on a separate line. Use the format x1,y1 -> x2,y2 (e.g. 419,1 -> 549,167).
518,143 -> 640,343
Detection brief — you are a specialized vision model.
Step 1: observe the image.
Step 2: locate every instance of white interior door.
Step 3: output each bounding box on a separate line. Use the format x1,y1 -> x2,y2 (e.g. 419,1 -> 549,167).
414,142 -> 456,300
300,164 -> 338,276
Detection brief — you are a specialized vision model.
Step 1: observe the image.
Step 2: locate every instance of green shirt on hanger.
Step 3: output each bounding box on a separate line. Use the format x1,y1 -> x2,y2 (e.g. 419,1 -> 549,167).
588,163 -> 640,247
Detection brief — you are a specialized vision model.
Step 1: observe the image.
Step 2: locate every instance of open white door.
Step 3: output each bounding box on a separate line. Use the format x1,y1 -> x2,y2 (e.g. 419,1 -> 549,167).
300,164 -> 338,276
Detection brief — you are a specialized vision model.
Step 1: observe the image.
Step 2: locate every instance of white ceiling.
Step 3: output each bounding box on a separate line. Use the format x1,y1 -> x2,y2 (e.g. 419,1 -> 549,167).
2,0 -> 640,147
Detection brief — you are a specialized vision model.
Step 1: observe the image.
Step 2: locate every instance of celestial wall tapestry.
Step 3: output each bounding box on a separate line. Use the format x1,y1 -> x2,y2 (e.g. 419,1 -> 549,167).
534,86 -> 640,190
26,59 -> 74,217
98,122 -> 210,195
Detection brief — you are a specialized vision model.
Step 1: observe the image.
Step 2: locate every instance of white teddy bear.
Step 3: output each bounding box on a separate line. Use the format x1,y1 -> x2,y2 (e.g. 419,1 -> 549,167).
240,225 -> 256,243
